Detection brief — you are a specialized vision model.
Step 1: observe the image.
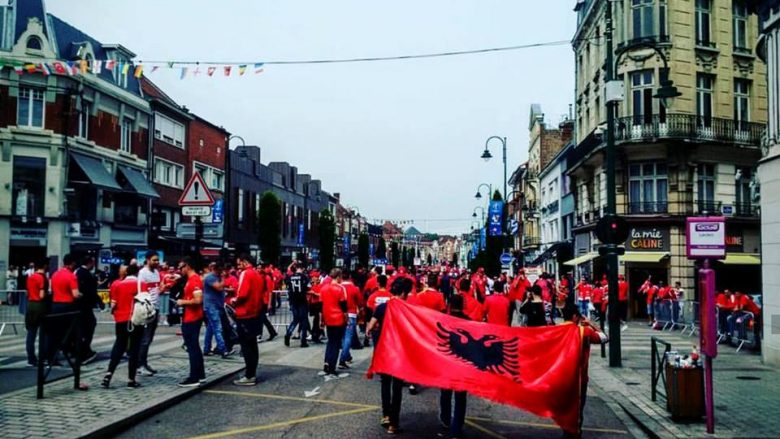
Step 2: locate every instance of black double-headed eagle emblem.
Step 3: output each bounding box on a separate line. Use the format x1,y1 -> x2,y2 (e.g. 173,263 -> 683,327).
436,322 -> 521,382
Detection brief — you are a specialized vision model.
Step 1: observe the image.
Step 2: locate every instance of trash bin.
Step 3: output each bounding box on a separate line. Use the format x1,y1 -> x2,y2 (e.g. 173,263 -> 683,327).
665,363 -> 705,420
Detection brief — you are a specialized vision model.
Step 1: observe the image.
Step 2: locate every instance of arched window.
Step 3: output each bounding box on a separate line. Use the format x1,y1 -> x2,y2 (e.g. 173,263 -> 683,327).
26,36 -> 42,50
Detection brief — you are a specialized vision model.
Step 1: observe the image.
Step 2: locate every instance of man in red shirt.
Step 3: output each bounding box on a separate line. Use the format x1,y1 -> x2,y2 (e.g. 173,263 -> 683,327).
366,275 -> 392,312
484,287 -> 511,326
575,278 -> 592,319
339,270 -> 364,369
48,254 -> 82,365
231,254 -> 264,386
407,274 -> 446,312
618,275 -> 629,326
471,269 -> 487,303
507,271 -> 530,323
257,264 -> 278,342
102,264 -> 143,389
591,282 -> 604,323
25,259 -> 48,366
320,269 -> 348,376
308,273 -> 324,344
458,278 -> 484,322
716,289 -> 736,339
176,257 -> 205,387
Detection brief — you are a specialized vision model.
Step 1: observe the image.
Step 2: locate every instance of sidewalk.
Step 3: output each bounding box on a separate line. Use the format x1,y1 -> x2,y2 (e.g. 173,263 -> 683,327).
588,322 -> 780,439
0,350 -> 245,439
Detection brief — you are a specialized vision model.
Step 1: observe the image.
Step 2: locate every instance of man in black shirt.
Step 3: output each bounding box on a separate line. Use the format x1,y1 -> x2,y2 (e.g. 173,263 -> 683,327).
75,255 -> 102,364
284,263 -> 311,348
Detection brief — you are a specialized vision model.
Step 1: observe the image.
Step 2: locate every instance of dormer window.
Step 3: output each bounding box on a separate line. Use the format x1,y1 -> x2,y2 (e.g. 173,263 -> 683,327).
26,36 -> 42,50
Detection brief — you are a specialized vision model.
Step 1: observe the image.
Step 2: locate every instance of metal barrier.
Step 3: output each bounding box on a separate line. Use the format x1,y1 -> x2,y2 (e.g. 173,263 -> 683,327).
37,310 -> 82,399
678,301 -> 700,336
0,294 -> 25,336
654,300 -> 674,330
651,336 -> 672,402
266,290 -> 292,330
1,289 -> 25,306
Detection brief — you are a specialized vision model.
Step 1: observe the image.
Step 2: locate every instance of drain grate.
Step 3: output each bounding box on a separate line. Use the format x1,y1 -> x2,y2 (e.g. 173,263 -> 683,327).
736,376 -> 761,381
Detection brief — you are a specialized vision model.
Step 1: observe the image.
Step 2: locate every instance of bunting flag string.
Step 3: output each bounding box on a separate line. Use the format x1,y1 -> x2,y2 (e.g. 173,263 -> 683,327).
0,57 -> 271,80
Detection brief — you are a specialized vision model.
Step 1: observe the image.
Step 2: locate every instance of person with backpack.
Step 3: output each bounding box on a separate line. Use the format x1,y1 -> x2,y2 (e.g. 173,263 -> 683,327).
176,257 -> 205,387
101,264 -> 143,389
137,250 -> 167,376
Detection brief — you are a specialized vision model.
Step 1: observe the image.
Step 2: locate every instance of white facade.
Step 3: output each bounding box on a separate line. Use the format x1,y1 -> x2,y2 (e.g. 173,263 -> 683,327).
538,154 -> 567,275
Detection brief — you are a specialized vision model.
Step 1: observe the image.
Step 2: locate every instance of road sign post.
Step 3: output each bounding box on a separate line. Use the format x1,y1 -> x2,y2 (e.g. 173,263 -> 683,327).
179,172 -> 215,264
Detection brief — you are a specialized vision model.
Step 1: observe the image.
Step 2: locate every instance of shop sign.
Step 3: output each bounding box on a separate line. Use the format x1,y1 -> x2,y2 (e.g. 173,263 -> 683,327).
726,230 -> 744,252
686,217 -> 726,259
625,227 -> 669,251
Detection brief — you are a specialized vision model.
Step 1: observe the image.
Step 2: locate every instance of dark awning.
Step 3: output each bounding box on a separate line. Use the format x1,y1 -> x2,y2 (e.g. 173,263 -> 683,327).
118,165 -> 159,198
531,241 -> 572,265
69,152 -> 122,191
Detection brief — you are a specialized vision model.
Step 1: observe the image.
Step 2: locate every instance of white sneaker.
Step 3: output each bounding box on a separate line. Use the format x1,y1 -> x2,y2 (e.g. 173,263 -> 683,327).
233,376 -> 257,386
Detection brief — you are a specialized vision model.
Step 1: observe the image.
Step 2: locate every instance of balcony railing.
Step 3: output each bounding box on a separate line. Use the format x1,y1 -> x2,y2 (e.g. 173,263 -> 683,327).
614,113 -> 764,146
696,200 -> 722,215
628,201 -> 668,214
523,237 -> 541,248
734,202 -> 758,217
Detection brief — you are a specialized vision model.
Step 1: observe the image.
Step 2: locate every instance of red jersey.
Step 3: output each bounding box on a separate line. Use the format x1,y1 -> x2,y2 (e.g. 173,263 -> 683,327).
658,286 -> 673,300
182,274 -> 204,323
51,267 -> 78,304
363,275 -> 378,294
646,286 -> 658,305
366,288 -> 392,311
471,275 -> 487,301
591,286 -> 604,304
484,294 -> 510,326
342,281 -> 363,315
461,292 -> 485,322
234,267 -> 263,319
320,283 -> 347,327
408,288 -> 446,312
508,277 -> 531,302
110,276 -> 138,323
308,283 -> 322,305
738,295 -> 760,315
618,280 -> 628,302
26,272 -> 46,302
576,282 -> 592,300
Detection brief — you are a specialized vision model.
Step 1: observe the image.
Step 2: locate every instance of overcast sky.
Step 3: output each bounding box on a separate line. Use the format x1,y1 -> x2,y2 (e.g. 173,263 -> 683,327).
46,0 -> 576,235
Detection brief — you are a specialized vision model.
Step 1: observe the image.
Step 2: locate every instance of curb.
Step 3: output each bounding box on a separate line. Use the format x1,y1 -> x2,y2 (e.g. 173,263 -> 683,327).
80,364 -> 245,439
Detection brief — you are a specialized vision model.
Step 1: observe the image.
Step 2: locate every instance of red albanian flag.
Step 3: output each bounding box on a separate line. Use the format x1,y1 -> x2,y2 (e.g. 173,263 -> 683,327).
368,299 -> 584,434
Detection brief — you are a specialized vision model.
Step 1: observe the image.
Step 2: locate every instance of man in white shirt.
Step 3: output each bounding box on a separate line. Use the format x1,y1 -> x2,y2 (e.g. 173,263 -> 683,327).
137,250 -> 166,376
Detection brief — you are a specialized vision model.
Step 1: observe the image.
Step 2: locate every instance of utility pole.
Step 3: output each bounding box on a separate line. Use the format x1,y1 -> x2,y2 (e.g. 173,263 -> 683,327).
604,0 -> 622,368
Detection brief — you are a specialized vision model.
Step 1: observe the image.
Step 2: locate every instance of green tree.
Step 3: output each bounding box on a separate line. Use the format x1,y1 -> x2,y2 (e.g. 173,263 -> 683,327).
376,237 -> 387,260
357,233 -> 370,267
390,241 -> 400,267
484,190 -> 504,277
318,210 -> 336,272
257,191 -> 282,265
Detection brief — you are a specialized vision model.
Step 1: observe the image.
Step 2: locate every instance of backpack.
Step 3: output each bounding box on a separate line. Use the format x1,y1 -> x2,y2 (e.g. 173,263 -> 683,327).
132,292 -> 156,326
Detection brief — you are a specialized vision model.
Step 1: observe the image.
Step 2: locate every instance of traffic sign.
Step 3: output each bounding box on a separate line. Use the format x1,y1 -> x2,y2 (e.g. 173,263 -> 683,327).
212,199 -> 224,223
183,206 -> 212,217
500,253 -> 513,265
178,172 -> 215,206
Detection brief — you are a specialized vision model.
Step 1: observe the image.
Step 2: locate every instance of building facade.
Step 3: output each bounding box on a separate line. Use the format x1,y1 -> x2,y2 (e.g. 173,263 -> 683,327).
571,0 -> 766,318
753,0 -> 780,367
0,1 -> 157,286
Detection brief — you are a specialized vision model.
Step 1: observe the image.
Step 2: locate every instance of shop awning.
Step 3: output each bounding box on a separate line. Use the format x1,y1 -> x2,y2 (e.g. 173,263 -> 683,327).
118,165 -> 159,198
720,253 -> 761,265
563,252 -> 599,266
530,241 -> 572,265
70,152 -> 122,191
621,252 -> 670,263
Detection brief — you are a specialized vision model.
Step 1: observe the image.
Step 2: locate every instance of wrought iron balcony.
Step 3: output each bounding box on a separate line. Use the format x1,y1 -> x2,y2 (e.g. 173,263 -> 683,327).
523,236 -> 541,248
614,113 -> 764,146
734,202 -> 758,217
696,200 -> 722,215
628,201 -> 668,214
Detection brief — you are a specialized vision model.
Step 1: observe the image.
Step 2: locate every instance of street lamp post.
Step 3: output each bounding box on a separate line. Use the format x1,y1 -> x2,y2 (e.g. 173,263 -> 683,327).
603,0 -> 680,368
481,136 -> 508,201
474,183 -> 493,200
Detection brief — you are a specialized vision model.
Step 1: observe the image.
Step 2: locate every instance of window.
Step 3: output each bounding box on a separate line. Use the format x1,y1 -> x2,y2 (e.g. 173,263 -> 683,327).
211,170 -> 224,191
154,114 -> 185,148
631,70 -> 654,125
628,163 -> 668,213
120,118 -> 132,152
733,1 -> 748,52
12,156 -> 46,217
154,159 -> 184,188
734,79 -> 750,130
632,0 -> 654,39
17,87 -> 44,128
695,0 -> 712,46
114,196 -> 139,225
697,74 -> 714,127
26,36 -> 42,50
697,164 -> 716,212
192,162 -> 225,191
78,101 -> 90,139
659,0 -> 668,40
237,189 -> 244,224
735,167 -> 752,213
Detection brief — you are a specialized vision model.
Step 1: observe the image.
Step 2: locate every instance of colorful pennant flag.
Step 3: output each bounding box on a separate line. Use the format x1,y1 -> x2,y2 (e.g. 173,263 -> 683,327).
13,64 -> 23,75
121,63 -> 131,76
223,66 -> 231,76
254,63 -> 265,73
66,61 -> 79,75
92,60 -> 102,74
134,64 -> 143,78
151,66 -> 159,73
167,62 -> 174,68
79,60 -> 88,74
207,67 -> 216,76
180,67 -> 188,79
238,64 -> 247,76
105,59 -> 116,71
52,61 -> 67,75
193,66 -> 201,76
24,63 -> 37,73
39,63 -> 50,76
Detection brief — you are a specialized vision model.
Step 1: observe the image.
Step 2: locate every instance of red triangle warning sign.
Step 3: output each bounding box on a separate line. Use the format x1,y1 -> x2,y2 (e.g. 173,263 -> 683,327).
179,172 -> 215,206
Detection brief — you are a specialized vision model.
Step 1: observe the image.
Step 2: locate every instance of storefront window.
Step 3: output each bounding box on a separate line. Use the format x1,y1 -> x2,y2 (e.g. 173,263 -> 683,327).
12,156 -> 46,217
114,196 -> 139,226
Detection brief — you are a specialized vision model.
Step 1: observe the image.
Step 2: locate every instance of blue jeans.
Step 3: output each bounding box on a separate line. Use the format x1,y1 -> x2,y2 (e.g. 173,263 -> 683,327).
440,389 -> 467,437
578,299 -> 590,318
324,325 -> 345,373
286,303 -> 309,340
181,320 -> 205,381
340,316 -> 357,363
203,304 -> 226,354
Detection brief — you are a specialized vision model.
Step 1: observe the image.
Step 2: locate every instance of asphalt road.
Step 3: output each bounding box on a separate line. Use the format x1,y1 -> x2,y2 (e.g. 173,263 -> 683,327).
117,357 -> 635,439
